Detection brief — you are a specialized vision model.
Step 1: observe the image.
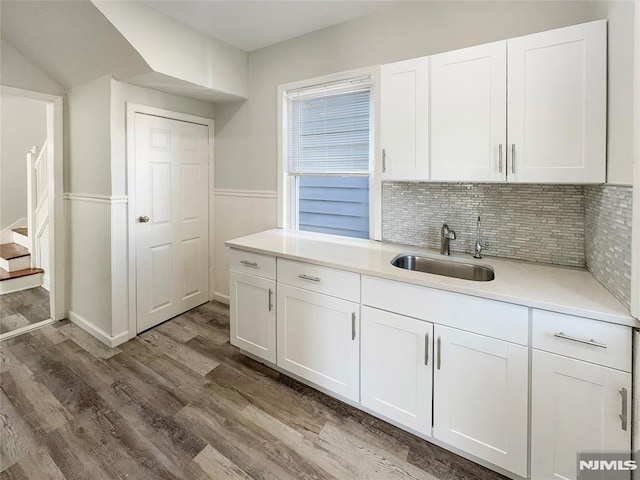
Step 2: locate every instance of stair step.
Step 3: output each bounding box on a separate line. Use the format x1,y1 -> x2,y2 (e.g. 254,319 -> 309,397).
0,243 -> 29,260
12,228 -> 30,249
0,267 -> 43,281
0,243 -> 31,272
0,267 -> 44,294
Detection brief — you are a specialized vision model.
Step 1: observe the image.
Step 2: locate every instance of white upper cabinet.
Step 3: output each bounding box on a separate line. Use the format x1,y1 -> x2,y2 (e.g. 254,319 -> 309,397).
427,20 -> 606,183
430,42 -> 507,182
380,57 -> 429,180
508,20 -> 607,183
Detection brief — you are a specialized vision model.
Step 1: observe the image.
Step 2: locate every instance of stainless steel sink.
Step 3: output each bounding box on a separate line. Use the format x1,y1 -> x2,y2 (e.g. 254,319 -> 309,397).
391,253 -> 495,282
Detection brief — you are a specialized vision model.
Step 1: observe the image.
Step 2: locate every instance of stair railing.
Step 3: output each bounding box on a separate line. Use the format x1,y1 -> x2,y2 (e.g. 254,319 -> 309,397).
26,140 -> 49,268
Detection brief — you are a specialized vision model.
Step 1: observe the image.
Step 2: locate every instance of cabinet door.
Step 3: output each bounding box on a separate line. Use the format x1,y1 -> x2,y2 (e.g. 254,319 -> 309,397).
361,307 -> 433,436
433,325 -> 527,477
507,20 -> 606,183
431,41 -> 507,182
531,350 -> 631,480
380,57 -> 429,180
277,284 -> 360,402
229,271 -> 276,363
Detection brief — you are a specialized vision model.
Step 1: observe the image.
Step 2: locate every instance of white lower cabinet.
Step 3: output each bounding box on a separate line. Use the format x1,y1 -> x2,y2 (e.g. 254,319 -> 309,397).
433,325 -> 528,477
531,350 -> 631,480
361,306 -> 433,436
229,270 -> 276,363
276,284 -> 360,402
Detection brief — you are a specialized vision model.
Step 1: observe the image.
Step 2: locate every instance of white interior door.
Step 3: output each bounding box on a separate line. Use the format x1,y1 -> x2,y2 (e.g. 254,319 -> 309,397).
135,113 -> 209,333
430,41 -> 507,182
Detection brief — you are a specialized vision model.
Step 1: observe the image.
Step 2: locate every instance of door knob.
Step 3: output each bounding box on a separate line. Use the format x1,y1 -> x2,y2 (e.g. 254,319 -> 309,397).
138,215 -> 150,223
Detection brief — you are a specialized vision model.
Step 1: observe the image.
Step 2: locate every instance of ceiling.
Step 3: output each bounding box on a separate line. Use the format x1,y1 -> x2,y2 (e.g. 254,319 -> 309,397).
0,1 -> 151,90
142,1 -> 399,52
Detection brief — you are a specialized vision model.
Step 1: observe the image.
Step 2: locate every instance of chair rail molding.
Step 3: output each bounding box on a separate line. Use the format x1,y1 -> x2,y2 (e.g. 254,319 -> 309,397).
63,193 -> 128,204
214,189 -> 277,199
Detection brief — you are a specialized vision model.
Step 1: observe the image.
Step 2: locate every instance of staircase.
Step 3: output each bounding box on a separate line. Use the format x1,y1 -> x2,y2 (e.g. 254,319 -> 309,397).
0,229 -> 44,295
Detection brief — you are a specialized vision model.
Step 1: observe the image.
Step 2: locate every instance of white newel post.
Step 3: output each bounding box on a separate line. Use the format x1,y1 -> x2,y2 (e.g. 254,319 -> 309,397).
26,145 -> 38,266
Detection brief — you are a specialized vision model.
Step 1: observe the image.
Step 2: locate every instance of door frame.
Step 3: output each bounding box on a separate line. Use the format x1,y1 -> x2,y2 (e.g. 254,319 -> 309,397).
125,103 -> 214,337
631,0 -> 640,320
0,85 -> 65,324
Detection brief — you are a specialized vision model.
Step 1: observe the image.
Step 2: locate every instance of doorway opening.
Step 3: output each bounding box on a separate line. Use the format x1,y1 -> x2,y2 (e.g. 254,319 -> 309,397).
0,87 -> 64,340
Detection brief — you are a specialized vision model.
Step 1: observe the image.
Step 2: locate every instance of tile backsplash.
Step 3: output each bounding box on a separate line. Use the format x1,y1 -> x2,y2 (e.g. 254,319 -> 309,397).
584,185 -> 633,310
382,183 -> 586,267
382,182 -> 634,311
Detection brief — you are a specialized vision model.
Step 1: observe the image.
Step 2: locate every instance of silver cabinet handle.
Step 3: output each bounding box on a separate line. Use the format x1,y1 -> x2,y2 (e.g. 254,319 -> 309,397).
498,144 -> 503,173
382,149 -> 386,173
554,332 -> 607,349
436,336 -> 441,370
351,312 -> 356,341
268,288 -> 273,312
511,144 -> 516,174
424,333 -> 429,366
298,274 -> 321,282
138,215 -> 150,223
240,260 -> 258,268
620,388 -> 628,431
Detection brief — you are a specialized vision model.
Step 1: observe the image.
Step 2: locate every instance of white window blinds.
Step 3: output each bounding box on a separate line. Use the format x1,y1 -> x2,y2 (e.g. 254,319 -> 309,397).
286,76 -> 372,174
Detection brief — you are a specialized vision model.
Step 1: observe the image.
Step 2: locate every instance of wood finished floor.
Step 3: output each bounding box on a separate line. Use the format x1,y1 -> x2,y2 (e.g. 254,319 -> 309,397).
0,301 -> 508,480
0,287 -> 50,334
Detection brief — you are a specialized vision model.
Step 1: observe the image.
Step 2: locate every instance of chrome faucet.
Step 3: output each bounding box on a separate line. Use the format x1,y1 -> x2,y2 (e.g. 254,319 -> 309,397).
474,216 -> 483,259
440,224 -> 456,256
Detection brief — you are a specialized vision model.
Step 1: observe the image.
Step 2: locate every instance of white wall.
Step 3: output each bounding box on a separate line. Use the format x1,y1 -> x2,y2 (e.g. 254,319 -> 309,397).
0,39 -> 65,96
215,0 -> 635,190
93,1 -> 248,101
66,76 -> 112,195
0,95 -> 47,230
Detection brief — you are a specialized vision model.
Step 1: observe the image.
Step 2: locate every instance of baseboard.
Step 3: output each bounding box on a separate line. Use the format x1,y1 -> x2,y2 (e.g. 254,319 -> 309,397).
213,291 -> 230,305
68,310 -> 131,348
1,218 -> 27,243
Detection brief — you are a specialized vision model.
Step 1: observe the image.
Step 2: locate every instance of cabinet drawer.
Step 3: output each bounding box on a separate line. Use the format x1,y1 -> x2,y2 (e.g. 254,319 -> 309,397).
532,309 -> 631,372
230,249 -> 276,280
277,258 -> 360,302
362,276 -> 528,345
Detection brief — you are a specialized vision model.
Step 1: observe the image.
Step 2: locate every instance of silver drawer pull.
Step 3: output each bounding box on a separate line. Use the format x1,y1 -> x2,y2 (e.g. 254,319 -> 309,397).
620,388 -> 628,431
240,260 -> 258,268
298,274 -> 321,282
436,336 -> 441,370
553,332 -> 607,349
351,312 -> 356,341
424,333 -> 429,366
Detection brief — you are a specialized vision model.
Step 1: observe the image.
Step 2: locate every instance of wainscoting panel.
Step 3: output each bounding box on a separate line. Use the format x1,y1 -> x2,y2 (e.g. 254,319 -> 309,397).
65,194 -> 114,336
214,190 -> 277,302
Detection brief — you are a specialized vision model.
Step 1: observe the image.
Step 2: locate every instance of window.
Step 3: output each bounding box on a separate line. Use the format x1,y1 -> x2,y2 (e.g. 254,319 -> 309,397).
280,74 -> 375,239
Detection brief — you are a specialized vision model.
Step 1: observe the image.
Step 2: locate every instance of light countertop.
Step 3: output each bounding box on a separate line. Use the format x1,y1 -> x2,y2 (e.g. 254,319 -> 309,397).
226,229 -> 636,327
